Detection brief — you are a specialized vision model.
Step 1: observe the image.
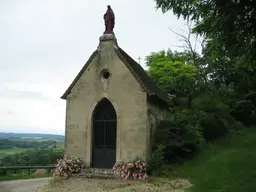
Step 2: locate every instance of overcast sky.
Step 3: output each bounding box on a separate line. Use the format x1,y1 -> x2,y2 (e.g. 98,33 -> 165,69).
0,0 -> 190,135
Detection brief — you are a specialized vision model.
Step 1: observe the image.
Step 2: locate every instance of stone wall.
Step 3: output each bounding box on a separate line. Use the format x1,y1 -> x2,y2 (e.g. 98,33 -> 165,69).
146,97 -> 168,157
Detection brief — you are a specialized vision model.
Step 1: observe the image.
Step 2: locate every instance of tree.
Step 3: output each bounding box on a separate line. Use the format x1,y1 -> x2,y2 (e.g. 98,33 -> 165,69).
155,0 -> 256,70
154,0 -> 256,126
145,46 -> 246,162
0,149 -> 64,166
146,50 -> 197,94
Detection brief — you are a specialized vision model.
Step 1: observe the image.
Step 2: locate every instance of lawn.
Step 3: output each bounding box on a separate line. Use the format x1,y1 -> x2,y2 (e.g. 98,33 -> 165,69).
168,128 -> 256,192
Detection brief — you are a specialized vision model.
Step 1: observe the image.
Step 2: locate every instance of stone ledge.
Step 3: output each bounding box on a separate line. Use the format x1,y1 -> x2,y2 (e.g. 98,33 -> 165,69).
73,168 -> 119,180
99,33 -> 117,41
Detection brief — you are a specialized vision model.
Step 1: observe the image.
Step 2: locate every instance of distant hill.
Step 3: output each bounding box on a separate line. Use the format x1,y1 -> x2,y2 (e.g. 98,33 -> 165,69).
0,132 -> 65,140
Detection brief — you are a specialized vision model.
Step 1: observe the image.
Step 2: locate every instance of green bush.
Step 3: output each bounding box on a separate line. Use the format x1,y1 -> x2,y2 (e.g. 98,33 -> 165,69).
231,99 -> 256,126
200,113 -> 229,141
0,170 -> 7,176
154,109 -> 204,163
193,93 -> 234,141
230,121 -> 246,131
148,144 -> 166,174
153,105 -> 238,163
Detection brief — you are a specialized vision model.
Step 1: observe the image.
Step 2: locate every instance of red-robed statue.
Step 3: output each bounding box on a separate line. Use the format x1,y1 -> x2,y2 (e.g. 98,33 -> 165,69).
103,5 -> 115,34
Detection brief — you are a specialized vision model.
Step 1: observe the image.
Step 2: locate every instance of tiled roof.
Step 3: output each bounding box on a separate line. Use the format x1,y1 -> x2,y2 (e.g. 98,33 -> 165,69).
115,47 -> 169,103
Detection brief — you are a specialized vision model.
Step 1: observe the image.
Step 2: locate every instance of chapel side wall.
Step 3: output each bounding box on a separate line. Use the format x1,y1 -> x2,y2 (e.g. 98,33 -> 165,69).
146,97 -> 168,158
65,40 -> 148,167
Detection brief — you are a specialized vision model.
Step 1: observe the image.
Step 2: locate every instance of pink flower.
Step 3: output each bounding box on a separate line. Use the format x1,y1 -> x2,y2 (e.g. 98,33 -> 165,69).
127,163 -> 134,168
142,173 -> 148,180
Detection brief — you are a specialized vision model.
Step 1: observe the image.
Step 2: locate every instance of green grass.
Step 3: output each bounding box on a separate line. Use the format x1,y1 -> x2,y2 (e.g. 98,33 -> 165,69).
55,143 -> 64,149
167,129 -> 256,192
0,140 -> 64,158
0,173 -> 51,181
0,148 -> 30,157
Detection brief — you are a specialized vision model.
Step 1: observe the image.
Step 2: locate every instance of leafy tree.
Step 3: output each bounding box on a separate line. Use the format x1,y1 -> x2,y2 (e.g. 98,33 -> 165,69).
146,50 -> 198,108
155,0 -> 256,70
146,50 -> 198,95
0,139 -> 57,149
0,149 -> 64,166
146,49 -> 238,162
154,0 -> 256,127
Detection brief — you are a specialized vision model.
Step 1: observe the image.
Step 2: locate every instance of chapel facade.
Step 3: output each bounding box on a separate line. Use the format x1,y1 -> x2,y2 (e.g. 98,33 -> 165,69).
61,6 -> 169,169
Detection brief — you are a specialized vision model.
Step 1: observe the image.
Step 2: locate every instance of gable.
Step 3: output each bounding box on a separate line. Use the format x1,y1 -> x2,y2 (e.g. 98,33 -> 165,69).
61,46 -> 169,105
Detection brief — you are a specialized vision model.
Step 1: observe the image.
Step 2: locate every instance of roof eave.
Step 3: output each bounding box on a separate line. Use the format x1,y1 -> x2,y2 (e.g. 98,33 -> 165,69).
115,47 -> 170,105
60,94 -> 68,100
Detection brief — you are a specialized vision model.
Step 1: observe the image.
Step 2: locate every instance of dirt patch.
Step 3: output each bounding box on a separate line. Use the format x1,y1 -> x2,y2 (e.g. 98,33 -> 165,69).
40,177 -> 192,192
0,178 -> 50,192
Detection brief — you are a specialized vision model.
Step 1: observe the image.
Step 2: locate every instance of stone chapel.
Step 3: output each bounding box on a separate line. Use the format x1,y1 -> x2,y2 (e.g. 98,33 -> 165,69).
61,6 -> 169,169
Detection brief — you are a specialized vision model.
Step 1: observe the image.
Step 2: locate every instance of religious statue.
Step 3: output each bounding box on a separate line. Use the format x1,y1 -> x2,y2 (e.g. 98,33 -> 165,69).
103,5 -> 115,34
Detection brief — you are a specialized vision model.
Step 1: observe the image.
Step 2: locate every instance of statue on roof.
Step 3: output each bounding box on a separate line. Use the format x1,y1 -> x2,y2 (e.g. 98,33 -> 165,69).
103,5 -> 115,34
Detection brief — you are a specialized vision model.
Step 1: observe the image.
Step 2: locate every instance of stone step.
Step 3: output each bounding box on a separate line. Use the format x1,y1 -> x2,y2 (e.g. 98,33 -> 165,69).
73,168 -> 118,180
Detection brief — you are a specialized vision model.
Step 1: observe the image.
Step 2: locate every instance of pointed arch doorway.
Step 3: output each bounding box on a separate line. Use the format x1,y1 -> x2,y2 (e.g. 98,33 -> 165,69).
92,98 -> 117,168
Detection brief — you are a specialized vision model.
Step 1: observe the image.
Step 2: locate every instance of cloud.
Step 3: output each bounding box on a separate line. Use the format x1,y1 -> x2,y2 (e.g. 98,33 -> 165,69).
0,96 -> 66,134
0,88 -> 50,101
0,0 -> 191,134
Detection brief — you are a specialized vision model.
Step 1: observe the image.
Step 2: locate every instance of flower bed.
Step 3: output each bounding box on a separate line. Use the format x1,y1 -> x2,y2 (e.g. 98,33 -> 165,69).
52,155 -> 85,179
112,160 -> 149,180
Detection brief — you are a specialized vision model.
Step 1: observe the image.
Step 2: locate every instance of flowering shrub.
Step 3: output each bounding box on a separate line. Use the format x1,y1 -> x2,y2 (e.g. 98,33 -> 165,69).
112,159 -> 149,180
52,155 -> 85,179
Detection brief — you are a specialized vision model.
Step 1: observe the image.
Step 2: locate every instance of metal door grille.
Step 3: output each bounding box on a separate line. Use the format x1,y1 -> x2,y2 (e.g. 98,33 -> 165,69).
92,98 -> 117,168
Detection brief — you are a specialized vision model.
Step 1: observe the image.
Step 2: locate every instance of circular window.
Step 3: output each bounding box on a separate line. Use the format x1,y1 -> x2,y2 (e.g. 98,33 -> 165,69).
100,69 -> 111,79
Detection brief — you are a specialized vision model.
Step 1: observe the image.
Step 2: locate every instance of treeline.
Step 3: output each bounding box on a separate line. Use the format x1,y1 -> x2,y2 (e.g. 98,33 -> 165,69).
0,149 -> 64,166
0,139 -> 57,149
0,132 -> 64,140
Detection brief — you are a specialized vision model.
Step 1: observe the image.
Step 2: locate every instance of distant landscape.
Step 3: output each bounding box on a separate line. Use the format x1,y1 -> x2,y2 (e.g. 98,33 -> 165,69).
0,132 -> 65,140
0,132 -> 65,168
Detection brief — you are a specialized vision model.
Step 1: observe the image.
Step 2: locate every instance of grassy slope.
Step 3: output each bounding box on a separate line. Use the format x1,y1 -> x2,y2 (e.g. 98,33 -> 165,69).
173,129 -> 256,191
168,129 -> 256,192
